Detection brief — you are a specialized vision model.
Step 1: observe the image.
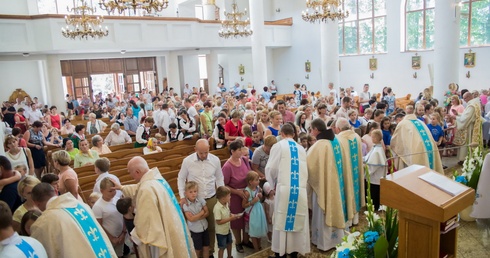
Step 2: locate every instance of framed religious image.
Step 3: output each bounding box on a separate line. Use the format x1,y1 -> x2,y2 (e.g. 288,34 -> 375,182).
464,52 -> 475,68
412,55 -> 421,70
305,60 -> 311,73
369,58 -> 377,71
239,64 -> 245,75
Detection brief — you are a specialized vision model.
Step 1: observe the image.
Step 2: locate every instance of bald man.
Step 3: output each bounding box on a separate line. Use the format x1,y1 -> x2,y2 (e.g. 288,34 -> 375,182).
113,157 -> 196,258
454,92 -> 483,162
178,139 -> 224,256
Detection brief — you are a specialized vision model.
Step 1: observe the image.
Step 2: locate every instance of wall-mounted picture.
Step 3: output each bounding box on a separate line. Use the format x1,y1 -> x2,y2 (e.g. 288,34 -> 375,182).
305,60 -> 311,73
369,58 -> 377,71
412,56 -> 421,70
464,52 -> 475,68
239,64 -> 245,75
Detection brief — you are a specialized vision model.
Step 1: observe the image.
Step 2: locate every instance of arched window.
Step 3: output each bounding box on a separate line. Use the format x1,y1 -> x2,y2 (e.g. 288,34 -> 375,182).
405,0 -> 435,51
460,0 -> 490,46
338,0 -> 387,55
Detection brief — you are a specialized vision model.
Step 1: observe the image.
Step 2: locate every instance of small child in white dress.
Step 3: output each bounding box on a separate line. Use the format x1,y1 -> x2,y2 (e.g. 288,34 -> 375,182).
262,182 -> 275,242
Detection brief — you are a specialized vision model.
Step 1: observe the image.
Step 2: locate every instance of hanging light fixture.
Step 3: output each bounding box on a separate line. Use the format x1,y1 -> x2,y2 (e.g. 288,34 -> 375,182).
218,1 -> 253,39
99,0 -> 169,14
301,0 -> 349,23
61,0 -> 109,40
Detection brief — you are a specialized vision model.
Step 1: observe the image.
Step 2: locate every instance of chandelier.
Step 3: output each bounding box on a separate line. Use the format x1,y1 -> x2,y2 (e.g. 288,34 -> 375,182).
301,0 -> 349,23
99,0 -> 169,14
218,1 -> 253,39
61,0 -> 109,39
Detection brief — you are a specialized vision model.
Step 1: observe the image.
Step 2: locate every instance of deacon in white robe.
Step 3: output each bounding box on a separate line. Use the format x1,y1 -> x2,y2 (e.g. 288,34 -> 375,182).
115,156 -> 197,258
30,184 -> 117,258
391,114 -> 444,173
471,153 -> 490,219
265,124 -> 310,257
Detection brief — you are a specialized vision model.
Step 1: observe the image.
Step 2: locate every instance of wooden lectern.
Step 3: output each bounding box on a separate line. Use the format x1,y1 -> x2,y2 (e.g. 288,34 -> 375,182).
380,165 -> 475,258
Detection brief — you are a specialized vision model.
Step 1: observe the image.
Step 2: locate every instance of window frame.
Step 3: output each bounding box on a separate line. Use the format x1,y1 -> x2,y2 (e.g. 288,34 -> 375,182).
404,0 -> 435,51
460,0 -> 490,47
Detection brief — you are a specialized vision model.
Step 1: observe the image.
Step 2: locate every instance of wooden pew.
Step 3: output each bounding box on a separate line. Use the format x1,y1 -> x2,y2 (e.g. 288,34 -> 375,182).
78,147 -> 230,200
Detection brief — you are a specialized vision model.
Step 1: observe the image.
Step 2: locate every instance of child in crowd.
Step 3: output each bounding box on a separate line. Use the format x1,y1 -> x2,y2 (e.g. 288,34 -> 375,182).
166,123 -> 184,142
362,122 -> 380,155
11,127 -> 27,147
214,186 -> 241,258
183,181 -> 210,258
444,114 -> 456,156
348,110 -> 361,129
427,113 -> 445,154
380,117 -> 392,150
364,129 -> 386,211
88,192 -> 102,208
154,133 -> 165,144
20,209 -> 42,236
251,131 -> 262,148
12,176 -> 40,232
293,83 -> 302,106
116,197 -> 138,256
242,171 -> 267,252
262,182 -> 274,242
13,164 -> 28,178
244,114 -> 257,132
40,173 -> 59,195
92,178 -> 126,256
242,124 -> 253,148
299,132 -> 308,150
48,128 -> 63,145
307,135 -> 317,150
143,137 -> 163,154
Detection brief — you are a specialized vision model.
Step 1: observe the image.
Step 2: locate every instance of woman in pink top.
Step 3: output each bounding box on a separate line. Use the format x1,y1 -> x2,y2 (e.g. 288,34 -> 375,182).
222,140 -> 253,252
47,106 -> 61,130
449,95 -> 465,115
52,150 -> 81,200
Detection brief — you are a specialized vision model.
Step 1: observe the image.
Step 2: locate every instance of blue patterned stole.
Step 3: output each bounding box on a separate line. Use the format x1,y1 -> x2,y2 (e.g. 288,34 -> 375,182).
63,203 -> 111,258
349,138 -> 361,212
157,179 -> 193,257
332,138 -> 348,222
410,120 -> 434,169
15,239 -> 39,258
284,140 -> 300,231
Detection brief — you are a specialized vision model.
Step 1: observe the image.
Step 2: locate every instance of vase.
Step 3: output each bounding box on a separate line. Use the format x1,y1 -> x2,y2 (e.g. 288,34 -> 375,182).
459,205 -> 476,222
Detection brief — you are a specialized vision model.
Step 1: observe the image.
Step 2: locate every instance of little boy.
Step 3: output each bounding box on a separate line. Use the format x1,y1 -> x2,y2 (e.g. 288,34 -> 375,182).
92,178 -> 126,256
251,131 -> 262,148
116,197 -> 137,256
13,164 -> 28,178
88,192 -> 101,208
214,186 -> 240,258
241,124 -> 253,148
363,129 -> 386,211
183,181 -> 210,258
166,123 -> 183,142
41,173 -> 59,195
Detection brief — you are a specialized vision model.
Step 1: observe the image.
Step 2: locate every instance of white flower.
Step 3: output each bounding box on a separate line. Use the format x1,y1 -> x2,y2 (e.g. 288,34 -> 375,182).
373,213 -> 381,222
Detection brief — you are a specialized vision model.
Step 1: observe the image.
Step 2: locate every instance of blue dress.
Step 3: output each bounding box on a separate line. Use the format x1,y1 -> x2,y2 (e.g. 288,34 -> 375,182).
245,186 -> 268,238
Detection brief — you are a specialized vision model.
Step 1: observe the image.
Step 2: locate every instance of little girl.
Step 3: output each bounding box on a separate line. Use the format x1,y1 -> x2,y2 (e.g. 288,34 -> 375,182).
20,210 -> 42,236
48,128 -> 63,146
348,110 -> 361,128
262,182 -> 275,242
241,171 -> 268,252
362,122 -> 380,155
380,117 -> 392,150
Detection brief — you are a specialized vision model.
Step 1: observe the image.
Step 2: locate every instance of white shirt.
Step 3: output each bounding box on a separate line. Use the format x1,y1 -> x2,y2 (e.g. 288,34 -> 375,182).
178,153 -> 224,199
0,232 -> 48,258
359,91 -> 371,104
160,110 -> 171,133
187,106 -> 199,120
104,130 -> 131,146
25,109 -> 43,124
92,198 -> 124,237
93,172 -> 122,200
152,109 -> 162,127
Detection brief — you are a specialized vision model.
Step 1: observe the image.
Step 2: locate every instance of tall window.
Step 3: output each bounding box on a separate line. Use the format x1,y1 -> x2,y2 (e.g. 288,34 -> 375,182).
38,0 -> 148,16
338,0 -> 387,55
405,0 -> 435,51
460,0 -> 490,46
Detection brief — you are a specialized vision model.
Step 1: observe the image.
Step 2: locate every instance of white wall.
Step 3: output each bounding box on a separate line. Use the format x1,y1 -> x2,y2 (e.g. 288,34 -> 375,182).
218,51 -> 253,91
0,60 -> 45,102
181,55 -> 201,90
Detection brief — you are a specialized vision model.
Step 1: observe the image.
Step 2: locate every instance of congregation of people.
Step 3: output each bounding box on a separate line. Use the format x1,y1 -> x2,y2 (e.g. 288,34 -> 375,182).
0,81 -> 488,258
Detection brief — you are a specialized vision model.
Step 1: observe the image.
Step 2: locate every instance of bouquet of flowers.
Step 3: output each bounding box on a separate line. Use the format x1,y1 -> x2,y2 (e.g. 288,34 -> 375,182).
453,143 -> 486,190
332,167 -> 398,258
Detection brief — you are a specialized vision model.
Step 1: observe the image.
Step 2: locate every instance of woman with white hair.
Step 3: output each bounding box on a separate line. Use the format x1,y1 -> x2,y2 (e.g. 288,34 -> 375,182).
104,123 -> 131,146
86,113 -> 107,135
91,135 -> 111,155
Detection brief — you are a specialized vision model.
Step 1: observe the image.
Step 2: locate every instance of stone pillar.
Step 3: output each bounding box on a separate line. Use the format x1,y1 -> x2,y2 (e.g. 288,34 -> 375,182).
202,0 -> 216,20
249,0 -> 268,92
207,50 -> 219,96
166,52 -> 181,96
320,21 -> 340,93
434,0 -> 460,102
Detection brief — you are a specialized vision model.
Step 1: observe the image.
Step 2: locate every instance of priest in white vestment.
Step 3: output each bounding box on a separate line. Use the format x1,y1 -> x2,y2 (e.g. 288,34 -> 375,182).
471,153 -> 490,219
31,183 -> 117,258
391,113 -> 444,173
455,92 -> 483,162
265,124 -> 310,257
114,156 -> 197,258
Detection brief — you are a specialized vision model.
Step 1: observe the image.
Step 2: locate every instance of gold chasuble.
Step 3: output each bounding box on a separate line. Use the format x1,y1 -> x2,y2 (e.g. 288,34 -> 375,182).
337,130 -> 365,220
391,114 -> 444,173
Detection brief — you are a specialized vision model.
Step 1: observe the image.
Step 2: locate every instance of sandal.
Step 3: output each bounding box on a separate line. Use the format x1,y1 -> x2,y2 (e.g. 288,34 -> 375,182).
235,244 -> 244,253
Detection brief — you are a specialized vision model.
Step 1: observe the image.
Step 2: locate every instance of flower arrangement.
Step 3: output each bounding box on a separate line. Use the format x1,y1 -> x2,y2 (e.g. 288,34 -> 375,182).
332,166 -> 398,258
453,144 -> 486,190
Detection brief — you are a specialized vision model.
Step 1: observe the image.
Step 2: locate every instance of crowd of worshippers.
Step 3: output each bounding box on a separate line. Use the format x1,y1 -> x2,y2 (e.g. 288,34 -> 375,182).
0,81 -> 488,258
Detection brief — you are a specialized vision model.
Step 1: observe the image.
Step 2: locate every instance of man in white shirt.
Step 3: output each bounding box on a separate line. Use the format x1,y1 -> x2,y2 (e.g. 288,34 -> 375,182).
92,158 -> 122,200
336,96 -> 352,119
359,84 -> 371,109
178,139 -> 224,257
184,98 -> 200,126
0,201 -> 48,258
25,103 -> 43,125
184,84 -> 193,95
328,82 -> 339,105
160,103 -> 171,134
